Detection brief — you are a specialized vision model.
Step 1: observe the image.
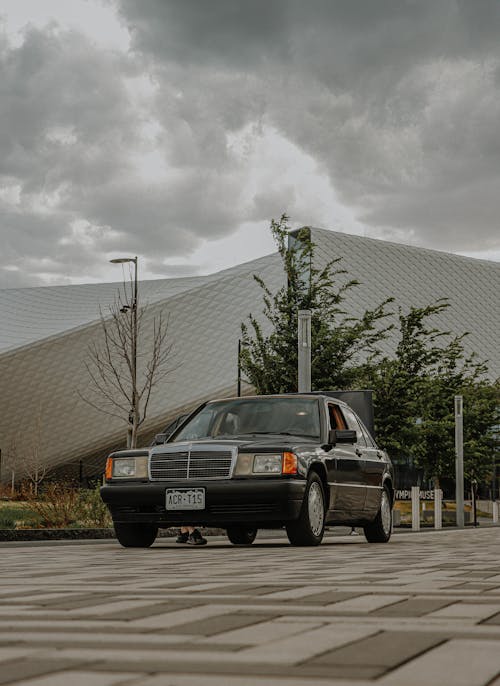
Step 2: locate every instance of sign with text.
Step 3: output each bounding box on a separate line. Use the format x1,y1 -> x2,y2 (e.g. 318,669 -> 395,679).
395,489 -> 435,501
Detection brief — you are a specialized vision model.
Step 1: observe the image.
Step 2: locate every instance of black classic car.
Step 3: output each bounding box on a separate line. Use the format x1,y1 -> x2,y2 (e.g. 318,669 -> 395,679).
101,394 -> 394,547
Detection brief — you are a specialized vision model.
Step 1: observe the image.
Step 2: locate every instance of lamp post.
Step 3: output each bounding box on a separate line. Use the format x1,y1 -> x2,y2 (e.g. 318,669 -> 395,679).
237,339 -> 250,397
237,340 -> 242,397
110,256 -> 138,448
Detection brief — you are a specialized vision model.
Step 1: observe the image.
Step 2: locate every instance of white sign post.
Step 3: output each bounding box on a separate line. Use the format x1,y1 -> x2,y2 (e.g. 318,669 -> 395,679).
434,488 -> 443,529
411,486 -> 420,531
493,501 -> 499,524
298,310 -> 312,393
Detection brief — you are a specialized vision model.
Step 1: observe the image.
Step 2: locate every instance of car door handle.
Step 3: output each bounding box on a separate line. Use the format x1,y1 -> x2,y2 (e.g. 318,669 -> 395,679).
355,448 -> 363,457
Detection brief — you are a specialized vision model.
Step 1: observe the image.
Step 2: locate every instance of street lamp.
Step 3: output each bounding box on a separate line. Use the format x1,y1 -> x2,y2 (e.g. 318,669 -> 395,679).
237,339 -> 243,397
110,256 -> 138,448
237,339 -> 250,397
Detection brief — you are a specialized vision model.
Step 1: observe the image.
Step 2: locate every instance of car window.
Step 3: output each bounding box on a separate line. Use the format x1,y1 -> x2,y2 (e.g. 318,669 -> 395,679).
358,419 -> 377,448
173,397 -> 321,441
341,407 -> 367,447
162,414 -> 188,436
173,406 -> 217,441
328,404 -> 347,430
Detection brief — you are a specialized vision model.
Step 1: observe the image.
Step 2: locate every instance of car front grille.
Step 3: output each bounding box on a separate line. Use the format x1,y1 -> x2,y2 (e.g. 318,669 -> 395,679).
149,444 -> 235,481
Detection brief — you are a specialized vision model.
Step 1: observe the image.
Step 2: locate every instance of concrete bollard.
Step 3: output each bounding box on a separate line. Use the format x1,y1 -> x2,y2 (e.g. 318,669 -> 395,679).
434,489 -> 443,529
493,501 -> 499,524
411,486 -> 420,531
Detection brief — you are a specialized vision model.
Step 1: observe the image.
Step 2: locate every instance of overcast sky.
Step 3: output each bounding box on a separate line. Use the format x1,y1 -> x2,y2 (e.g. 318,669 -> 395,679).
1,0 -> 499,288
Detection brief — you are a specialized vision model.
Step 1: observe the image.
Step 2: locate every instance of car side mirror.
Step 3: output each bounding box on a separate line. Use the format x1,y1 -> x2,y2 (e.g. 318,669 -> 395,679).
329,429 -> 357,445
153,433 -> 169,445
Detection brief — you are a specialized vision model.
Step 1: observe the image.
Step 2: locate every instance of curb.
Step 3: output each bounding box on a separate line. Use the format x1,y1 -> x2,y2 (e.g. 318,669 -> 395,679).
0,526 -> 225,542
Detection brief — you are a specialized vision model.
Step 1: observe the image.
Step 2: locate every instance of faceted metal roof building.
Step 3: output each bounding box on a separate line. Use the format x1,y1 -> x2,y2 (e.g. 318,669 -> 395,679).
0,228 -> 499,479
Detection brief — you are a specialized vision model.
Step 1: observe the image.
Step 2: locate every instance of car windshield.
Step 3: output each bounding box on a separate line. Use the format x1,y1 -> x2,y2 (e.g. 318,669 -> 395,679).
172,397 -> 321,442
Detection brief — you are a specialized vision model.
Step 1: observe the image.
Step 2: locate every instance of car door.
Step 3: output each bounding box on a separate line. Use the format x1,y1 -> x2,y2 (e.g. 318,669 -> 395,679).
329,403 -> 367,518
357,419 -> 386,515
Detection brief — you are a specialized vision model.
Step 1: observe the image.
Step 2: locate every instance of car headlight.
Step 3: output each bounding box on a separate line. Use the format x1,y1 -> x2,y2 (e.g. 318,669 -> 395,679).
253,454 -> 282,474
106,456 -> 148,479
113,458 -> 136,477
233,452 -> 298,476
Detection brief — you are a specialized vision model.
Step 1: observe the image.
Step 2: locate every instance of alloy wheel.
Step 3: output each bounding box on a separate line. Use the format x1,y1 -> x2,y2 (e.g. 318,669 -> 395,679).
380,490 -> 392,535
308,481 -> 324,536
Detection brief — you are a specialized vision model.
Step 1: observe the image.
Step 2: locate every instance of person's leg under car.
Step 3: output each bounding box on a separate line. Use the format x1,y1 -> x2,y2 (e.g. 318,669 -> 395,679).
176,526 -> 207,545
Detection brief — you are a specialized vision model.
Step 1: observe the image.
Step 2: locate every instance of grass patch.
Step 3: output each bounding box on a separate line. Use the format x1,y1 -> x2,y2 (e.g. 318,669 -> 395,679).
0,486 -> 111,529
0,502 -> 41,529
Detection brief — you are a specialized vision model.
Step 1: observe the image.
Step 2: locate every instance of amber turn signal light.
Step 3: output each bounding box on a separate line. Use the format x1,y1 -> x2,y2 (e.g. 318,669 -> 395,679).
105,457 -> 113,480
282,452 -> 298,475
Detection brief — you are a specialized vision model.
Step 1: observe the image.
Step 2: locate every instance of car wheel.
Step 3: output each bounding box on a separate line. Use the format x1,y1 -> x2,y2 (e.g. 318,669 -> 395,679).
286,473 -> 325,546
114,523 -> 158,548
226,526 -> 258,545
363,486 -> 393,543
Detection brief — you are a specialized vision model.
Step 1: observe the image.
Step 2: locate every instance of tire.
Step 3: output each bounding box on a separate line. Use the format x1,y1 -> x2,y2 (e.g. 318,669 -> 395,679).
363,485 -> 393,543
226,526 -> 258,545
286,473 -> 326,546
114,523 -> 158,548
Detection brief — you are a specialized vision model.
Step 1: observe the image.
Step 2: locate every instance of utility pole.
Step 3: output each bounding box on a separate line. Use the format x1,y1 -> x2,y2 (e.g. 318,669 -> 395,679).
298,310 -> 311,392
455,395 -> 465,528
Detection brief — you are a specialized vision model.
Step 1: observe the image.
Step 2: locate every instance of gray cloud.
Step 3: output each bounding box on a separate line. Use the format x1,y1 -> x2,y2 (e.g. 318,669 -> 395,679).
119,0 -> 500,250
0,23 -> 261,285
119,0 -> 291,70
1,1 -> 499,288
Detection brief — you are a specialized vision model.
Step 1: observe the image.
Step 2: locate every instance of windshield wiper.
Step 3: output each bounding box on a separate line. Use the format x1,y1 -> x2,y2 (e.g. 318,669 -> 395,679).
278,432 -> 316,439
236,431 -> 316,439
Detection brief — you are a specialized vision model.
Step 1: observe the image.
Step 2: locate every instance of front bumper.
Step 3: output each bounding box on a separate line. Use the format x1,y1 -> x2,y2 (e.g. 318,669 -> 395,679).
100,478 -> 306,527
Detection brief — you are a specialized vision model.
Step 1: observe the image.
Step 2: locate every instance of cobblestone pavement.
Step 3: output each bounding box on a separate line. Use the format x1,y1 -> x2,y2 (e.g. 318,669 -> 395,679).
1,528 -> 500,686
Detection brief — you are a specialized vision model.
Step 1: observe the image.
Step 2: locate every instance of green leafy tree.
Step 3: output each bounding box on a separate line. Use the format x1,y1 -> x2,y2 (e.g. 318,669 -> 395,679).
462,380 -> 499,484
364,301 -> 499,486
240,214 -> 394,393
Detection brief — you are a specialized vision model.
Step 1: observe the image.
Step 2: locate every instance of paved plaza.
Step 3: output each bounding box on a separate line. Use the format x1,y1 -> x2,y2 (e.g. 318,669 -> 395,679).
1,528 -> 500,686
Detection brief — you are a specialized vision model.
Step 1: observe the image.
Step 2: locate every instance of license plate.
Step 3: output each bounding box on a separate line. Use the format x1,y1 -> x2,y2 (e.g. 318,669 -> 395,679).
166,488 -> 205,510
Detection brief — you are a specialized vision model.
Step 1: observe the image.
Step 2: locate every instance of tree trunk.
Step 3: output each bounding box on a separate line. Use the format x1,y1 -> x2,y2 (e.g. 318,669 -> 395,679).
131,411 -> 139,448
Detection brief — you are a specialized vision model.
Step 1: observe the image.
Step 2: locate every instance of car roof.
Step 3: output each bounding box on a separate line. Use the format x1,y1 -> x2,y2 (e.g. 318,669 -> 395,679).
206,393 -> 349,408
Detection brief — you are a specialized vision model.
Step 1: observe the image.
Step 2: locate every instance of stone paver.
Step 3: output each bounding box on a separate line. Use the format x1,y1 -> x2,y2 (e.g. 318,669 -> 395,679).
1,528 -> 500,685
380,638 -> 500,686
7,673 -> 142,686
426,601 -> 500,620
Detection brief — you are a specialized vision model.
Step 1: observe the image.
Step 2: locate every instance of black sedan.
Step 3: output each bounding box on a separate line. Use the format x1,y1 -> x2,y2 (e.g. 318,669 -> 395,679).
101,394 -> 394,547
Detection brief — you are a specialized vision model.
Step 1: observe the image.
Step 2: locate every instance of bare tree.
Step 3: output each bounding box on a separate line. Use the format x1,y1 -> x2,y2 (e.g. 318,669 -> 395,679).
3,436 -> 19,496
81,274 -> 175,448
21,409 -> 48,496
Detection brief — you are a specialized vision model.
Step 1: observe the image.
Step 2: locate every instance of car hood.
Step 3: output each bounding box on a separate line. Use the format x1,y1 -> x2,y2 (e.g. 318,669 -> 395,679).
155,437 -> 317,452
